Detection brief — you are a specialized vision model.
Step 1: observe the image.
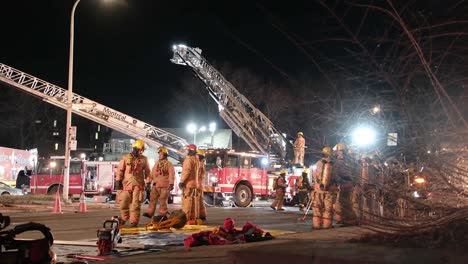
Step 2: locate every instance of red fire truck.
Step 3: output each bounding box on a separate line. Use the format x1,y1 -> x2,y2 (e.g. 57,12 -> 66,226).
30,156 -> 119,199
201,149 -> 276,207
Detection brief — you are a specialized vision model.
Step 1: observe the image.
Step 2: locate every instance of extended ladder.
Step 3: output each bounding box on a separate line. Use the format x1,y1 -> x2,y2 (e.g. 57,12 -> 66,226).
0,63 -> 188,162
171,45 -> 287,161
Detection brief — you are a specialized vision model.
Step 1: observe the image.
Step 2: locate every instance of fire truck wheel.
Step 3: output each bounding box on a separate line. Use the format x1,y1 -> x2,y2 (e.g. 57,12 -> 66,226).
234,184 -> 252,207
48,185 -> 63,195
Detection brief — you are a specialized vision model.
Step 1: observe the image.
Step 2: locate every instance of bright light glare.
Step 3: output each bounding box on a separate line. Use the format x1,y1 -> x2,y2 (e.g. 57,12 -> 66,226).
372,105 -> 381,114
352,126 -> 376,146
80,153 -> 86,159
149,158 -> 156,168
50,161 -> 57,168
98,157 -> 104,161
187,123 -> 197,134
209,122 -> 216,132
199,126 -> 207,132
414,177 -> 425,184
261,158 -> 269,165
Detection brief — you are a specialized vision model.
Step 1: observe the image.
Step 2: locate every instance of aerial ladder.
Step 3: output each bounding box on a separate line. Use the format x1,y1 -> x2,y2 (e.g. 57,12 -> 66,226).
0,63 -> 188,162
171,45 -> 287,163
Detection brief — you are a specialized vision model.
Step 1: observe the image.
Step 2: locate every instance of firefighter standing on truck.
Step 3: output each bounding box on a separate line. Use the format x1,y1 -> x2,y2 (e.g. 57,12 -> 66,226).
312,146 -> 337,229
270,170 -> 287,211
179,144 -> 201,221
293,132 -> 306,165
297,169 -> 312,211
196,149 -> 207,220
115,139 -> 151,227
143,147 -> 175,219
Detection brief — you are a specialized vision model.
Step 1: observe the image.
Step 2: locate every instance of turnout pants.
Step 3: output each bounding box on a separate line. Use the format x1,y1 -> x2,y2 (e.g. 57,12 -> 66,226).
119,187 -> 145,224
312,191 -> 336,229
298,190 -> 309,209
147,186 -> 169,216
271,188 -> 285,210
334,182 -> 358,225
293,149 -> 305,165
182,188 -> 205,221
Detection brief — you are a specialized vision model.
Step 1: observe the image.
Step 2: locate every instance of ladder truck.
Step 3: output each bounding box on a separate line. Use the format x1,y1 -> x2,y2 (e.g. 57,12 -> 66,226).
0,63 -> 188,198
171,44 -> 307,207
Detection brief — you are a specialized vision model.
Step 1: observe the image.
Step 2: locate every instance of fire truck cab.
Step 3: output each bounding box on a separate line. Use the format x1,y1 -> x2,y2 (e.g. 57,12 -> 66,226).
202,149 -> 272,207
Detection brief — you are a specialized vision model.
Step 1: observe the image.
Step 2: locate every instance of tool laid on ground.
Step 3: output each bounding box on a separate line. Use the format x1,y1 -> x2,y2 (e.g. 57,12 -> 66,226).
0,213 -> 56,264
97,216 -> 122,255
298,196 -> 313,222
145,210 -> 187,231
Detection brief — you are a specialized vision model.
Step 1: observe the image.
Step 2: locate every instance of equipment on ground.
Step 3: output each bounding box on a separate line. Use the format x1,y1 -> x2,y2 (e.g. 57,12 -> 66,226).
145,210 -> 187,230
0,63 -> 188,162
298,196 -> 313,222
97,216 -> 122,256
0,214 -> 56,264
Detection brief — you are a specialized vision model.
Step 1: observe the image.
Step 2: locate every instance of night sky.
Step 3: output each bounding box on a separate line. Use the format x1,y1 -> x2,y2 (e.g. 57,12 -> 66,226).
0,0 -> 328,127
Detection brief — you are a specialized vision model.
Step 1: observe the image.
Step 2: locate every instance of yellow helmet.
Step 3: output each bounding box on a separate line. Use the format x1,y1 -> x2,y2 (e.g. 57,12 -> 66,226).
322,146 -> 331,155
336,143 -> 346,151
196,149 -> 205,156
132,139 -> 145,150
303,168 -> 308,174
280,169 -> 287,175
297,131 -> 303,136
158,147 -> 168,154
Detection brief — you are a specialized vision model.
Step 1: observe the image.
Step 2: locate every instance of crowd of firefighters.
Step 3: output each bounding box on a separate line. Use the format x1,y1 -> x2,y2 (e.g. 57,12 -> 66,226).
114,139 -> 207,227
113,132 -> 417,229
273,131 -> 389,229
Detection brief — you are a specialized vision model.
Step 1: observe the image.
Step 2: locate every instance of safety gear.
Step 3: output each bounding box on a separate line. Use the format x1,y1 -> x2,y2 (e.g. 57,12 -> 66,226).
158,147 -> 168,154
303,168 -> 308,174
322,146 -> 331,155
336,143 -> 346,151
132,139 -> 145,150
196,149 -> 205,156
293,136 -> 306,165
114,180 -> 123,190
297,131 -> 303,136
280,169 -> 287,175
186,144 -> 197,151
150,159 -> 175,188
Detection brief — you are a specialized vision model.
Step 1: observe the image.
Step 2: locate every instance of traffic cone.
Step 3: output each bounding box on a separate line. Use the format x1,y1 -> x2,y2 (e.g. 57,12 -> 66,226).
52,190 -> 62,214
79,193 -> 87,213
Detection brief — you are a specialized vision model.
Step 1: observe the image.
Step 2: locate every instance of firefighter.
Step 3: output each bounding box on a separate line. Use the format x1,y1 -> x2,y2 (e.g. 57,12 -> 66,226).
196,149 -> 207,220
115,139 -> 151,227
143,147 -> 175,219
270,170 -> 287,211
297,168 -> 312,211
311,146 -> 337,229
293,132 -> 306,165
333,143 -> 358,226
179,144 -> 201,221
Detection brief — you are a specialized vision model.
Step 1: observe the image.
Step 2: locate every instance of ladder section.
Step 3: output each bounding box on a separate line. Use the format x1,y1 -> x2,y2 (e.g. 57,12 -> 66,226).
0,63 -> 188,162
171,44 -> 287,161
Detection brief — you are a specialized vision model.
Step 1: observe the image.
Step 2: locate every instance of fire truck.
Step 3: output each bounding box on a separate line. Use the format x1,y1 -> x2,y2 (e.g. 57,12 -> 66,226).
0,63 -> 189,199
29,156 -> 119,199
171,45 -> 308,206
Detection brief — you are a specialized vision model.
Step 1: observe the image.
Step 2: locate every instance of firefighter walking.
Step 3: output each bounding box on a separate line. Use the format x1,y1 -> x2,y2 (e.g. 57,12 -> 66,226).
311,147 -> 337,229
270,170 -> 287,211
115,139 -> 151,227
293,132 -> 306,165
297,169 -> 312,211
143,147 -> 175,219
196,149 -> 207,220
179,144 -> 201,222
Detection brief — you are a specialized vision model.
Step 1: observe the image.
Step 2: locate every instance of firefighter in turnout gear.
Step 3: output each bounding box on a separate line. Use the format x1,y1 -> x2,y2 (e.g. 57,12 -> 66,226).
143,147 -> 175,219
196,149 -> 207,220
333,143 -> 359,226
270,170 -> 287,211
293,132 -> 306,165
115,139 -> 151,227
312,146 -> 337,229
297,169 -> 312,211
179,144 -> 201,222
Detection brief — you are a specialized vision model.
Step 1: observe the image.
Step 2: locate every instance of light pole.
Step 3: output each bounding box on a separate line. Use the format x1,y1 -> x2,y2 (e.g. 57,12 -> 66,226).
209,122 -> 216,147
187,123 -> 197,144
63,0 -> 81,200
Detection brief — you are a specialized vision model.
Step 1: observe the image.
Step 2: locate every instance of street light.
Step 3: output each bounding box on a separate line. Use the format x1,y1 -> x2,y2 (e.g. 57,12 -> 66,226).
352,126 -> 377,147
372,105 -> 381,115
209,122 -> 216,147
80,153 -> 86,160
187,123 -> 197,144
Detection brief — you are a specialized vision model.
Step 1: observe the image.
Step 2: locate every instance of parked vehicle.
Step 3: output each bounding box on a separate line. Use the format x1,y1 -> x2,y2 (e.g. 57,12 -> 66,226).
0,182 -> 24,196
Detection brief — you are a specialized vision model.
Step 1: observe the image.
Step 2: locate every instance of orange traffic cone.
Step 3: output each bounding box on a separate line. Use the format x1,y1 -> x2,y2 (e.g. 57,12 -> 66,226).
52,190 -> 62,214
79,193 -> 87,213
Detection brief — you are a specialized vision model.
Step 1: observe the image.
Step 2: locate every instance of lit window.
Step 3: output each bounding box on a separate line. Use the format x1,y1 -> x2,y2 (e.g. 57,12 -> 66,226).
53,120 -> 57,127
54,143 -> 59,150
97,125 -> 101,132
95,132 -> 99,140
